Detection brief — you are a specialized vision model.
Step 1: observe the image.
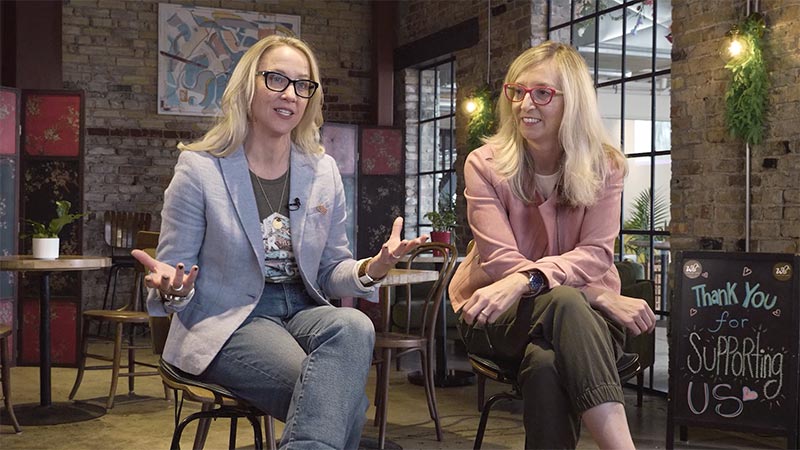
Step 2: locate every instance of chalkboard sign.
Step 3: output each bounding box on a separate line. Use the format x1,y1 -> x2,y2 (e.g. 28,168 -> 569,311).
667,252 -> 800,449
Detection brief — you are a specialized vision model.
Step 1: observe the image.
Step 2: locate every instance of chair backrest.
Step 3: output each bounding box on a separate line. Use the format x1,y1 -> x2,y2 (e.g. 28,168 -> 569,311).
104,211 -> 152,256
396,241 -> 458,342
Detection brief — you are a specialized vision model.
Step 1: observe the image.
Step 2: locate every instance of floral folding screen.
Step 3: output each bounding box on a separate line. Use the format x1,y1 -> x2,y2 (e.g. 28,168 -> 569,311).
23,93 -> 81,157
0,87 -> 20,359
18,90 -> 84,366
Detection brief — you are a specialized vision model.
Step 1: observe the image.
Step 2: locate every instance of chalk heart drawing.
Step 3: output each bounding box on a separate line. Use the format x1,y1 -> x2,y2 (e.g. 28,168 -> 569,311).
742,387 -> 758,401
689,308 -> 698,317
773,309 -> 782,317
701,272 -> 709,278
743,266 -> 752,276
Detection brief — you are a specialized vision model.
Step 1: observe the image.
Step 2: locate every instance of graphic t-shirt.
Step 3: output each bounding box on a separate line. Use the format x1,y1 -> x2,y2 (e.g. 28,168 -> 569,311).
249,170 -> 300,283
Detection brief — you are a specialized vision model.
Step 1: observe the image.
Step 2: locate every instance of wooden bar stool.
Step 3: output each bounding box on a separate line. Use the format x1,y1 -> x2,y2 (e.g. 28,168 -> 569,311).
1,324 -> 21,433
69,231 -> 167,409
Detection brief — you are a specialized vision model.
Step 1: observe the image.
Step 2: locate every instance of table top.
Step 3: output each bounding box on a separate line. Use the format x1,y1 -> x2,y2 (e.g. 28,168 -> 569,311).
0,255 -> 112,272
381,268 -> 439,287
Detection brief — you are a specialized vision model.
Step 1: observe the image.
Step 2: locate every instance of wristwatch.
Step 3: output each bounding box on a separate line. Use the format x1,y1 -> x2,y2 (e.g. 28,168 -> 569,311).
527,269 -> 548,297
358,258 -> 384,287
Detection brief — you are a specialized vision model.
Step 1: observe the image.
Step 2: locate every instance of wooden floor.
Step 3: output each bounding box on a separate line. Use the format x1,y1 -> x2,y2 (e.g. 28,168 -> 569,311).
0,339 -> 787,449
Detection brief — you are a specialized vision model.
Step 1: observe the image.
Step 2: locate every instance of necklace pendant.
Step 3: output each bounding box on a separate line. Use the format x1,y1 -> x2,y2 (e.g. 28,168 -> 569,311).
272,217 -> 283,230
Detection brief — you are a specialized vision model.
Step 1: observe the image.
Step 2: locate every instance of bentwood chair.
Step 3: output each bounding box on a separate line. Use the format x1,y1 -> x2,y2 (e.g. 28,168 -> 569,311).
69,230 -> 166,409
138,233 -> 277,450
373,241 -> 458,449
0,325 -> 21,433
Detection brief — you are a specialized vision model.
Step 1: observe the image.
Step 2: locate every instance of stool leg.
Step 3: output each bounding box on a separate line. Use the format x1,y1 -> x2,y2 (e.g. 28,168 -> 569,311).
127,323 -> 136,395
477,373 -> 486,412
192,403 -> 213,450
106,321 -> 123,409
377,347 -> 392,450
264,415 -> 277,450
1,336 -> 21,433
69,317 -> 92,400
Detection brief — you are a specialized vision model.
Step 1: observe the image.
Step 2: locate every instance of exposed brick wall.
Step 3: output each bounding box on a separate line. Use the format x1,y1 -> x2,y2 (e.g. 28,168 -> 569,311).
61,0 -> 374,308
671,0 -> 800,255
396,0 -> 542,250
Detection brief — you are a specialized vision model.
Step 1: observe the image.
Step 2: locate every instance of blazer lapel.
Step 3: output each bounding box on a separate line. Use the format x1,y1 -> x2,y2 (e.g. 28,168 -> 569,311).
220,146 -> 266,274
289,145 -> 316,261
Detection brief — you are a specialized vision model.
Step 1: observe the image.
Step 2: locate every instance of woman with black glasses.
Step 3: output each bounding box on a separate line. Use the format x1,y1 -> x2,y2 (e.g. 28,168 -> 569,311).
133,35 -> 427,449
449,41 -> 655,449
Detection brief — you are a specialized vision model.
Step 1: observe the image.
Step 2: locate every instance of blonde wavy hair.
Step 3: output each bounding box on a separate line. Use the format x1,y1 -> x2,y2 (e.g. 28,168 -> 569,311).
485,41 -> 627,207
179,35 -> 324,157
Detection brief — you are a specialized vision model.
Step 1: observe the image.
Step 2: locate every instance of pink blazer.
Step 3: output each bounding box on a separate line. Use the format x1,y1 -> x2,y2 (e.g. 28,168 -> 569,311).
449,144 -> 623,312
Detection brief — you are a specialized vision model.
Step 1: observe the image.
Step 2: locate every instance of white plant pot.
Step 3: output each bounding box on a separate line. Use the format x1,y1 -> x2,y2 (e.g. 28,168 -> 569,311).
32,238 -> 60,259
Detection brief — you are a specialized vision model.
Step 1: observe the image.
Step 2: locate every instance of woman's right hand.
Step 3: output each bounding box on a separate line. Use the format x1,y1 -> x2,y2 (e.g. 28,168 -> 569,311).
461,272 -> 529,326
131,249 -> 199,300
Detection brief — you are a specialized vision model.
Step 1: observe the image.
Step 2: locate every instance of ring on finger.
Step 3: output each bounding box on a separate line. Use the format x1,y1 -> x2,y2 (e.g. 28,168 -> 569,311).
390,251 -> 402,259
172,284 -> 184,292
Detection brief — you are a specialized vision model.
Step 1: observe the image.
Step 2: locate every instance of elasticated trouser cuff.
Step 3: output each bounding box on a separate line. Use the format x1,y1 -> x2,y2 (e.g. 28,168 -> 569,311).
574,382 -> 625,414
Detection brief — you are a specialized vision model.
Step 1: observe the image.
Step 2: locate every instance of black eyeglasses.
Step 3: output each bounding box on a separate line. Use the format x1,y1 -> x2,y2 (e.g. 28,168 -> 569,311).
503,83 -> 563,105
257,71 -> 319,99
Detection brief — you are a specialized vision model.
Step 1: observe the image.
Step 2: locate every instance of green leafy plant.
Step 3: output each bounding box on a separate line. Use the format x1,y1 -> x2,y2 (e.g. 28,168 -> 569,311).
23,200 -> 84,238
725,12 -> 768,145
467,85 -> 496,152
424,205 -> 457,232
619,188 -> 670,263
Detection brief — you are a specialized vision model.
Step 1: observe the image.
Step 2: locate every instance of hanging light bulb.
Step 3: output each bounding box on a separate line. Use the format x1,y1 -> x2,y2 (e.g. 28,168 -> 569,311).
728,35 -> 744,57
464,99 -> 478,114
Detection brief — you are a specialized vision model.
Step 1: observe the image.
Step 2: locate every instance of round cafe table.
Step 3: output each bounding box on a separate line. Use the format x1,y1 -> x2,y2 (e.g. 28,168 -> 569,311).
0,255 -> 111,425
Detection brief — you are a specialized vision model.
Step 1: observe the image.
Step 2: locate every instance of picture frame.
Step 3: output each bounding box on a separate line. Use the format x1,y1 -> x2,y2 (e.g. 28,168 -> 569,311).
158,3 -> 301,117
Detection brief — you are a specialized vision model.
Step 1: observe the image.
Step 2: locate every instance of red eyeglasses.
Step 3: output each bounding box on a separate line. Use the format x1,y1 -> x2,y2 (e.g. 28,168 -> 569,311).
503,83 -> 563,105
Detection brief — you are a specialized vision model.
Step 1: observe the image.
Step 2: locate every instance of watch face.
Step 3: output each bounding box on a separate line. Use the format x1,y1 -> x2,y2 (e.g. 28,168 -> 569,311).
529,271 -> 545,294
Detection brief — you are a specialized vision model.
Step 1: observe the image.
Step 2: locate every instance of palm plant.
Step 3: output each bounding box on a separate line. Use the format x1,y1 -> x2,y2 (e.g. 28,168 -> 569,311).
621,188 -> 670,262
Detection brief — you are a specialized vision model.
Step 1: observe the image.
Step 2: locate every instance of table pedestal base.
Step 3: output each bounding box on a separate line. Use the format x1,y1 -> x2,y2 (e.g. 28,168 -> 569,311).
407,369 -> 475,388
1,401 -> 106,426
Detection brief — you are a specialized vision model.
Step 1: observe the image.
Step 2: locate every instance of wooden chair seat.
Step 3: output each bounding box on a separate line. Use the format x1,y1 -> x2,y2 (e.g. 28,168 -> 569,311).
83,309 -> 151,323
374,332 -> 427,348
1,325 -> 21,433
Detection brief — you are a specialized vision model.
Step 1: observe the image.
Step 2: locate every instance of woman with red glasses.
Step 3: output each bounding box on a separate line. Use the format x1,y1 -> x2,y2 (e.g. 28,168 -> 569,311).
449,41 -> 655,449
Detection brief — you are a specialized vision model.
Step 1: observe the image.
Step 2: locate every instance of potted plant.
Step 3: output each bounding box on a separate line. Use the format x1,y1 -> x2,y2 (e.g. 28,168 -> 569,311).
424,204 -> 457,246
23,200 -> 84,259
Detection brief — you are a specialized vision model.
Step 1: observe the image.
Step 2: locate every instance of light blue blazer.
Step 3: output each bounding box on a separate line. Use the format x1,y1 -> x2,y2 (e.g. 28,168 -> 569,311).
147,144 -> 377,375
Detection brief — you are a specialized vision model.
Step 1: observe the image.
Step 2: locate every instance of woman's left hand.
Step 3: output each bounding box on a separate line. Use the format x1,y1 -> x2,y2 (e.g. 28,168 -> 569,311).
590,289 -> 656,336
366,217 -> 429,279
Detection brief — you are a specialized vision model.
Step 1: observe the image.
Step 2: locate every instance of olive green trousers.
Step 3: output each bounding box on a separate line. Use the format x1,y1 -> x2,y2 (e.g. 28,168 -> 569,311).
459,285 -> 626,449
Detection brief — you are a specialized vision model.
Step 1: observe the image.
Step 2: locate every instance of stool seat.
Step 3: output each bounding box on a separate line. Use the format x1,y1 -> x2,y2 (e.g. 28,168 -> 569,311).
82,309 -> 151,323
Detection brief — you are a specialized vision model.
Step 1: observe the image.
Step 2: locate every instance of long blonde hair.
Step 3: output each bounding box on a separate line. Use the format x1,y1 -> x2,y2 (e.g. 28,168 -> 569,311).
179,35 -> 324,157
485,41 -> 626,207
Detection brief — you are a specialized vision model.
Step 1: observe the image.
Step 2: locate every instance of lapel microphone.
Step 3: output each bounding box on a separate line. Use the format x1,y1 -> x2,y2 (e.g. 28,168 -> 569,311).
288,198 -> 302,211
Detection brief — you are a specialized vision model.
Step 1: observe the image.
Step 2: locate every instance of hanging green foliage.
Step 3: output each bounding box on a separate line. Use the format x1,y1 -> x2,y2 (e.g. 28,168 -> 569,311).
724,12 -> 768,145
466,85 -> 496,151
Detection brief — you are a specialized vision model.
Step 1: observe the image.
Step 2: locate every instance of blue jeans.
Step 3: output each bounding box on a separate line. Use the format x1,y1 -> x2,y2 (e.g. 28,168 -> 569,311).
199,283 -> 375,450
